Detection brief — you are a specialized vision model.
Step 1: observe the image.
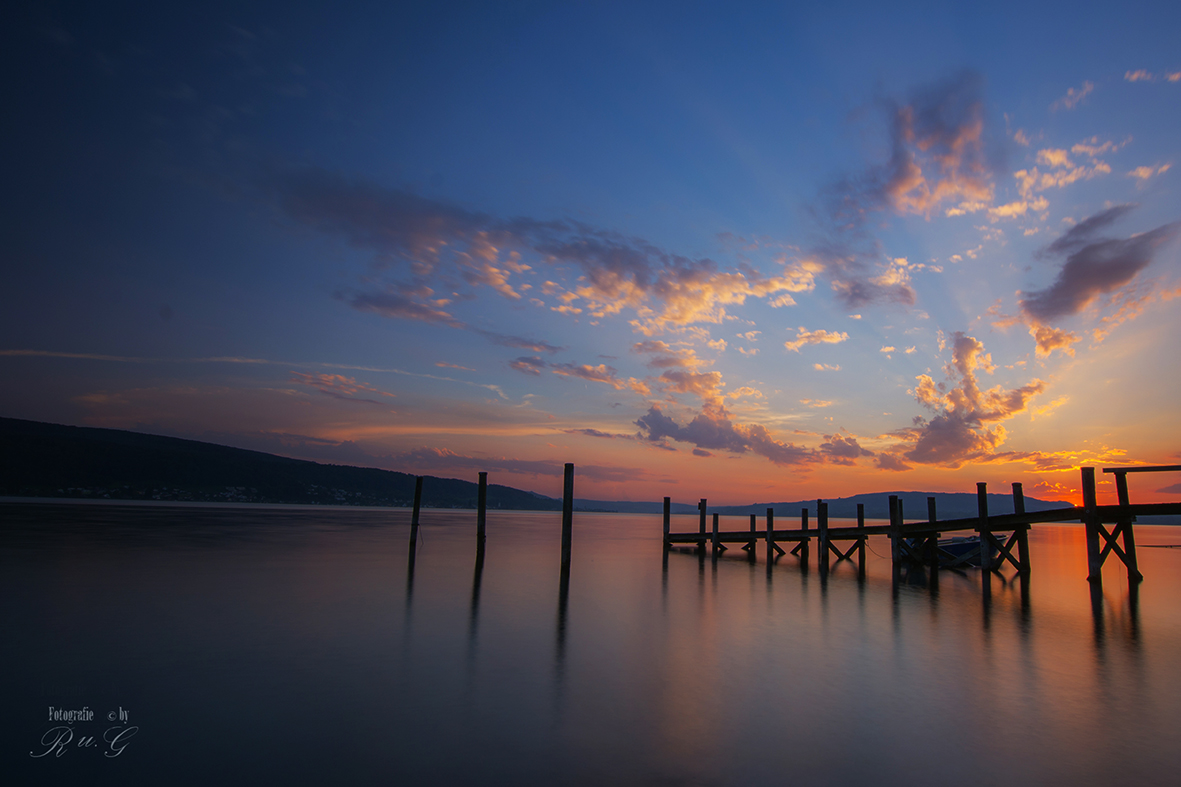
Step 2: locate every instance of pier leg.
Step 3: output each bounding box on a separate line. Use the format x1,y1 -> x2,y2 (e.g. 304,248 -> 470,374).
1113,471 -> 1143,582
927,496 -> 939,587
477,471 -> 487,545
561,463 -> 574,574
856,503 -> 866,580
888,495 -> 901,572
711,512 -> 720,559
747,513 -> 757,557
818,500 -> 829,578
662,497 -> 671,548
1081,467 -> 1102,583
409,475 -> 423,548
698,499 -> 707,555
977,483 -> 992,601
1013,482 -> 1031,575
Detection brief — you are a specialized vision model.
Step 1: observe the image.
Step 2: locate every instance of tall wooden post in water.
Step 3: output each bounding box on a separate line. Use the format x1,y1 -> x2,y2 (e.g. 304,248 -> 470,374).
476,471 -> 487,545
1081,467 -> 1102,582
856,503 -> 866,579
561,463 -> 574,573
1013,482 -> 1030,574
409,476 -> 423,548
698,499 -> 707,553
977,483 -> 992,573
662,497 -> 671,548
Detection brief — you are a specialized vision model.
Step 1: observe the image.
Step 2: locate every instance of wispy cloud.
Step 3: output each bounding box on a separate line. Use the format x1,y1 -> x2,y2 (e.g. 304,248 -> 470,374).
1050,80 -> 1094,111
784,327 -> 849,352
272,167 -> 816,337
1021,205 -> 1179,323
807,72 -> 994,307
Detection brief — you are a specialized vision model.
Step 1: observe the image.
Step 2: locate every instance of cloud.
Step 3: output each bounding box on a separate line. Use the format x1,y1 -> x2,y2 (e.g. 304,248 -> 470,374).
819,433 -> 874,465
658,369 -> 725,402
348,288 -> 463,328
509,356 -> 546,376
390,446 -> 647,483
1128,163 -> 1171,180
813,363 -> 841,371
289,372 -> 396,405
1050,80 -> 1094,111
549,362 -> 650,395
635,403 -> 820,466
475,330 -> 563,354
272,166 -> 815,337
562,428 -> 634,440
436,362 -> 475,371
808,72 -> 993,307
784,327 -> 849,352
1125,70 -> 1181,83
1021,207 -> 1180,322
631,341 -> 708,369
897,333 -> 1045,467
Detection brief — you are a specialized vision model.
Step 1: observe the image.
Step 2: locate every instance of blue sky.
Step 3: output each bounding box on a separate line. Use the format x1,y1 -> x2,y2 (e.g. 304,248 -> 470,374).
3,0 -> 1180,503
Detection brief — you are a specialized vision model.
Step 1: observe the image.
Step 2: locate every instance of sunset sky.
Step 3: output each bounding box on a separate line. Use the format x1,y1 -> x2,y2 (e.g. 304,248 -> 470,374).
3,1 -> 1179,505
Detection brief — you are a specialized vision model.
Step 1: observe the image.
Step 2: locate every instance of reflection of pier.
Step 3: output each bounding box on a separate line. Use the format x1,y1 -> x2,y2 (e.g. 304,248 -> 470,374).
662,466 -> 1181,593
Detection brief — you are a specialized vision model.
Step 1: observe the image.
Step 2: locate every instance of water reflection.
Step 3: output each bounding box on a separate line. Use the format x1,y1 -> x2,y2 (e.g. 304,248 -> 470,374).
5,504 -> 1181,786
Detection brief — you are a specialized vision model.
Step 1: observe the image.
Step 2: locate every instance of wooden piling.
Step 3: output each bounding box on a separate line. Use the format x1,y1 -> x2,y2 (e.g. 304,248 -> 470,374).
766,508 -> 780,560
747,513 -> 757,552
712,512 -> 720,554
662,497 -> 671,547
856,503 -> 866,577
697,499 -> 707,553
1081,467 -> 1102,582
977,483 -> 992,573
561,463 -> 574,572
888,495 -> 900,567
1112,471 -> 1143,581
1013,482 -> 1030,574
927,496 -> 939,574
477,471 -> 488,544
818,499 -> 830,574
409,475 -> 423,548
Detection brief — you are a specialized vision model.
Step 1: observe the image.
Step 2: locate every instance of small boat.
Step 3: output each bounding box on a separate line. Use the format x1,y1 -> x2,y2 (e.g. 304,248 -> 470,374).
936,535 -> 999,567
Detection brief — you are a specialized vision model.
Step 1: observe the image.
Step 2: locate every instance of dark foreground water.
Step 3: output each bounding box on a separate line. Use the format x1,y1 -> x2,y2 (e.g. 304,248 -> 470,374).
2,501 -> 1180,786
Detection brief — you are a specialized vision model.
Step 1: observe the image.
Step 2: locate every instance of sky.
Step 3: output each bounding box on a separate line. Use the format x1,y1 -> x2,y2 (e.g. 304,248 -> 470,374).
3,0 -> 1180,506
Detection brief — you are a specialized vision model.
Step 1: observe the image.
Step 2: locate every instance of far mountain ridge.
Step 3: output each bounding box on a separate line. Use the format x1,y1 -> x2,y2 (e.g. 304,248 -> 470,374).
1,417 -> 1076,519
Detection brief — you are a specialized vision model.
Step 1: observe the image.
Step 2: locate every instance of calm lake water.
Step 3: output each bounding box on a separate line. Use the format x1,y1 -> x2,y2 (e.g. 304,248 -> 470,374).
3,501 -> 1180,786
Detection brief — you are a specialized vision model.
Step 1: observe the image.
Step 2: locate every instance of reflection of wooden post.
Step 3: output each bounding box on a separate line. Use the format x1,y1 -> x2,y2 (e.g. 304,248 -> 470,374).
561,464 -> 574,572
1082,467 -> 1101,582
662,497 -> 671,547
1013,482 -> 1030,575
477,471 -> 487,545
977,483 -> 992,573
1112,471 -> 1143,581
409,476 -> 423,547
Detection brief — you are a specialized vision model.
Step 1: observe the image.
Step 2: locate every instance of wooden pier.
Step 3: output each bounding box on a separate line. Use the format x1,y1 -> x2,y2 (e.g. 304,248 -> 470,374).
663,466 -> 1181,589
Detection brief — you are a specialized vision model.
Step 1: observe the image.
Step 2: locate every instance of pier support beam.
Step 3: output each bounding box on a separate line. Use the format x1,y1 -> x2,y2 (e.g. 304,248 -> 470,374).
409,475 -> 423,549
1082,467 -> 1102,582
857,503 -> 866,579
561,463 -> 574,574
662,497 -> 671,549
698,499 -> 707,554
477,471 -> 487,545
818,500 -> 830,577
